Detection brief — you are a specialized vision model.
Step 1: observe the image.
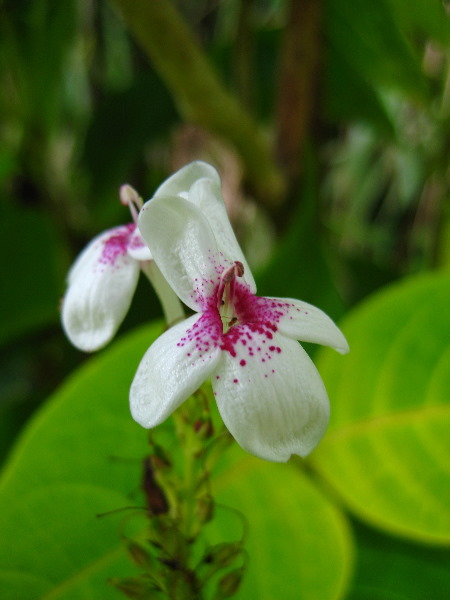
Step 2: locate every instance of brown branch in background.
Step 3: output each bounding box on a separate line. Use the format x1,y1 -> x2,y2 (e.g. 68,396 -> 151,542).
275,0 -> 322,184
109,0 -> 285,209
232,0 -> 255,110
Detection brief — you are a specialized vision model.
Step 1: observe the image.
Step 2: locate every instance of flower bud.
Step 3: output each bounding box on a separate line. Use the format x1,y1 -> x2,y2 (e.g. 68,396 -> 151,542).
196,494 -> 214,524
126,540 -> 154,568
193,417 -> 214,440
142,457 -> 169,515
109,576 -> 158,599
214,567 -> 245,599
200,542 -> 243,580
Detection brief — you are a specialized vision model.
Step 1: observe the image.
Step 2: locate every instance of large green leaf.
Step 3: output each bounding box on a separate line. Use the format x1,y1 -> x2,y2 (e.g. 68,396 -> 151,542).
311,272 -> 450,544
0,322 -> 353,599
213,450 -> 353,600
346,519 -> 450,600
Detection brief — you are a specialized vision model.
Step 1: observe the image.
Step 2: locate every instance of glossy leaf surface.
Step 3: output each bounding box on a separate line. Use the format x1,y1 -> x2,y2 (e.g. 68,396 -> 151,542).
311,272 -> 450,544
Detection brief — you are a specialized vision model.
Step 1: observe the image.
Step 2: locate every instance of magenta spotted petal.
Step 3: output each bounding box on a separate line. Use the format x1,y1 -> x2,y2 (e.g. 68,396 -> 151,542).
62,224 -> 147,352
131,163 -> 349,462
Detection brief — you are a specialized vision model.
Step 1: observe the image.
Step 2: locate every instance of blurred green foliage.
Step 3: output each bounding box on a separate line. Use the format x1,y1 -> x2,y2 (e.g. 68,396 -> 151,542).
0,0 -> 448,598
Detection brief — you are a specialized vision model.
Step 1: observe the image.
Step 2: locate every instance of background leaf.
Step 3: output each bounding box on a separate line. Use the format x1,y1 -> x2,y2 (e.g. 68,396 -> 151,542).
257,150 -> 345,324
213,450 -> 353,600
326,0 -> 429,101
0,203 -> 64,347
345,519 -> 450,600
81,69 -> 178,219
0,322 -> 353,599
311,271 -> 450,544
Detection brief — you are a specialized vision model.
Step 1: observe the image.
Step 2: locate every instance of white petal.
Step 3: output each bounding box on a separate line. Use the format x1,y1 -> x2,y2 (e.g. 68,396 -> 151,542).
127,227 -> 152,261
62,225 -> 139,351
188,177 -> 256,293
138,195 -> 225,311
267,297 -> 349,354
130,313 -> 222,427
154,161 -> 221,198
213,330 -> 330,462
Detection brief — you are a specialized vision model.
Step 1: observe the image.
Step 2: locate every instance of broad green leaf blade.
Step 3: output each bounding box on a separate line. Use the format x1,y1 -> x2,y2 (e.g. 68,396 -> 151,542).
311,272 -> 450,544
213,449 -> 354,600
0,323 -> 156,600
0,321 -> 353,599
346,520 -> 450,600
0,485 -> 140,600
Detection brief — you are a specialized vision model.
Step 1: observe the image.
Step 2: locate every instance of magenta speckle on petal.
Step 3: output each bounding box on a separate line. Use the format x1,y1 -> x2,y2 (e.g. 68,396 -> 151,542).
175,256 -> 295,382
99,223 -> 136,267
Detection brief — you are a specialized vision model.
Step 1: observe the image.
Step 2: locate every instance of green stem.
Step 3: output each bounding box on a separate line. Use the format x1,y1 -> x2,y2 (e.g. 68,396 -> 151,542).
109,0 -> 285,208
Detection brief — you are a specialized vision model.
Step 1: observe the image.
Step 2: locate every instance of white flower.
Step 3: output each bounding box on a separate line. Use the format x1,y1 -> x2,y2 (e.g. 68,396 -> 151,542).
62,185 -> 182,352
130,162 -> 349,462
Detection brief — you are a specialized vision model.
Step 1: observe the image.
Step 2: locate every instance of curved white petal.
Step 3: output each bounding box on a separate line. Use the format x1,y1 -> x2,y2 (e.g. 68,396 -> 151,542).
138,195 -> 225,311
154,161 -> 221,199
188,177 -> 256,293
266,297 -> 349,354
130,313 -> 222,428
62,226 -> 140,351
127,228 -> 152,261
213,331 -> 330,462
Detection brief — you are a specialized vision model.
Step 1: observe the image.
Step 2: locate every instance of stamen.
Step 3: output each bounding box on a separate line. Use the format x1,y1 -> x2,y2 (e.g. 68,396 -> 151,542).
217,261 -> 245,333
120,184 -> 143,225
217,261 -> 245,311
234,261 -> 244,277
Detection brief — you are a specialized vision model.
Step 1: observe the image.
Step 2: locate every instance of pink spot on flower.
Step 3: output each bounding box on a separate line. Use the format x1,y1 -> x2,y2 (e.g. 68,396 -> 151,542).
181,262 -> 294,374
99,223 -> 136,267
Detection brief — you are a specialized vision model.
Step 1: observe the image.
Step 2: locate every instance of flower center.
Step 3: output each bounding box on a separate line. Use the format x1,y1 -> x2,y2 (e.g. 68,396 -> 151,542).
217,261 -> 244,334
